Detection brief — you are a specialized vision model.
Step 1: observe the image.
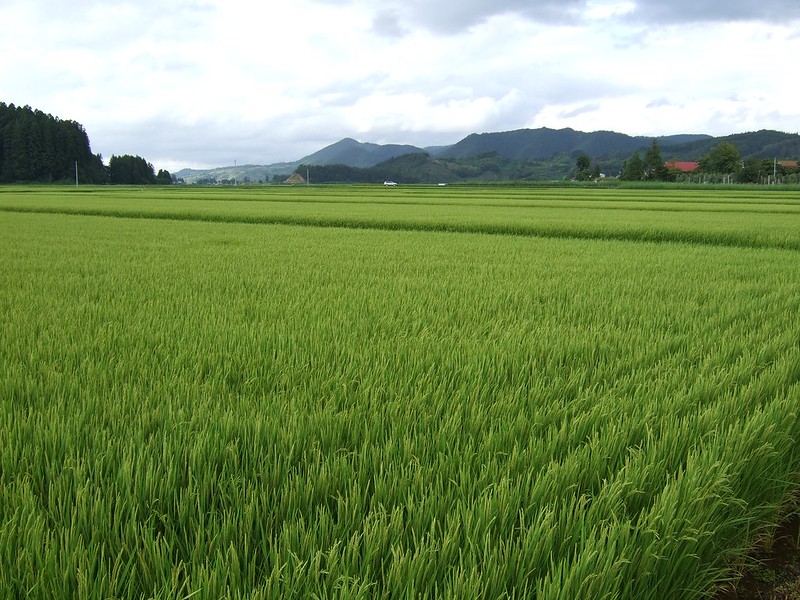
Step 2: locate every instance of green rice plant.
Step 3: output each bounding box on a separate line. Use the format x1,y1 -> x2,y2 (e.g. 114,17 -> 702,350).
1,185 -> 799,598
2,185 -> 800,250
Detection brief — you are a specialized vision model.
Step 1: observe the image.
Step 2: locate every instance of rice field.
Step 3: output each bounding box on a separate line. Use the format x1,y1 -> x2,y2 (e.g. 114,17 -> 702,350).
1,184 -> 800,599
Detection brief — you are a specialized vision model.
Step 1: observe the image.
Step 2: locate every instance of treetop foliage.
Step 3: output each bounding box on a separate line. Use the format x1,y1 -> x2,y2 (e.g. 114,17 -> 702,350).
698,142 -> 742,174
620,140 -> 674,182
574,154 -> 593,181
108,155 -> 158,185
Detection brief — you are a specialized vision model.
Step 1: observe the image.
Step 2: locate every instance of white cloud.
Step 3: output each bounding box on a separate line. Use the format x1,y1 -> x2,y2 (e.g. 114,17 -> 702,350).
342,88 -> 526,137
584,1 -> 636,20
1,0 -> 799,169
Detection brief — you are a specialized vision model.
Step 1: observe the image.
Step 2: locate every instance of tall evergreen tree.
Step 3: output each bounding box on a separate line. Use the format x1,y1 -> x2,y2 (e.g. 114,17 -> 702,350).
620,151 -> 644,181
574,154 -> 592,181
0,102 -> 106,183
643,139 -> 670,181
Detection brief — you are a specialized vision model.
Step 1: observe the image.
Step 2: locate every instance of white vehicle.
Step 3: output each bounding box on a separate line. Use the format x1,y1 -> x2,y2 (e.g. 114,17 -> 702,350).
383,180 -> 397,186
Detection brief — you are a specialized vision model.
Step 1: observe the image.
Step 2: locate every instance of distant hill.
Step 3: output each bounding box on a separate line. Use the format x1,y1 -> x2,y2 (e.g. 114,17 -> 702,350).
660,130 -> 800,161
174,163 -> 296,184
437,128 -> 711,160
175,138 -> 429,183
299,137 -> 428,168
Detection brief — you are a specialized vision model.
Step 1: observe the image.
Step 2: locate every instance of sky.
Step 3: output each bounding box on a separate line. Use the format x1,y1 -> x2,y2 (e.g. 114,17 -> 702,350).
2,0 -> 799,171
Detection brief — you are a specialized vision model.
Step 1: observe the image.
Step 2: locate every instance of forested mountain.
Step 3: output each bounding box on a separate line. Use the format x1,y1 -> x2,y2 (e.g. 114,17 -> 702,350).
437,128 -> 711,160
298,153 -> 454,184
297,151 -> 580,184
658,130 -> 800,161
0,102 -> 106,183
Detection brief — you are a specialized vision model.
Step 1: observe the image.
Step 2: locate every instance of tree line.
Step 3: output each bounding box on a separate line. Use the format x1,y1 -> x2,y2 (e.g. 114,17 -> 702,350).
573,139 -> 800,184
614,140 -> 799,183
107,154 -> 173,185
0,102 -> 172,184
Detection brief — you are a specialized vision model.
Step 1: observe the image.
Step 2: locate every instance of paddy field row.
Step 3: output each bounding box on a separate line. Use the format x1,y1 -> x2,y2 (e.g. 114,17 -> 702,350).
1,185 -> 799,598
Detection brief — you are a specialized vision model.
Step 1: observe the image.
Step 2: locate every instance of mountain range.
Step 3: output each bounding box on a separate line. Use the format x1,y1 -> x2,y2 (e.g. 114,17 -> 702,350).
175,127 -> 800,183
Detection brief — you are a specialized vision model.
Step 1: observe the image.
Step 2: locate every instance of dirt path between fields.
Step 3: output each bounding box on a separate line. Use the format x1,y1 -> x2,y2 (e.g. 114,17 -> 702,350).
715,515 -> 800,600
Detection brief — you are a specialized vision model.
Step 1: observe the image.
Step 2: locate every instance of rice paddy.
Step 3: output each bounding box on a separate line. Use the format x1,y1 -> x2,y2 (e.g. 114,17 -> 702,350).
1,184 -> 799,599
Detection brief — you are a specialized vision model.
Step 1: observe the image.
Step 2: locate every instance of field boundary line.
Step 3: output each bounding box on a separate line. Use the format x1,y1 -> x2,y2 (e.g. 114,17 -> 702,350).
3,205 -> 800,251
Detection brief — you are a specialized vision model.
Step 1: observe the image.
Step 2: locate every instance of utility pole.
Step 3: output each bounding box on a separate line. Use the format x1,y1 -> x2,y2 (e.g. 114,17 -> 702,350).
75,161 -> 78,187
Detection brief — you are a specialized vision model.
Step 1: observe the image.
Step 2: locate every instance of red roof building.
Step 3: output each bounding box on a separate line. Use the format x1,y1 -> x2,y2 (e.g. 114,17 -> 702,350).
665,161 -> 700,173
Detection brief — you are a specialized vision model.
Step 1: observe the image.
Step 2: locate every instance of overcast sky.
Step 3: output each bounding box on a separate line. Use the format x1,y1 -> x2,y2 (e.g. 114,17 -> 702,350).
2,0 -> 799,170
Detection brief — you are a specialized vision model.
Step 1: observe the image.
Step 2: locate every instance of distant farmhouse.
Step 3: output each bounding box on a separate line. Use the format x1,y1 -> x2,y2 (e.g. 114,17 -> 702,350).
665,161 -> 700,173
284,173 -> 306,184
666,160 -> 799,174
